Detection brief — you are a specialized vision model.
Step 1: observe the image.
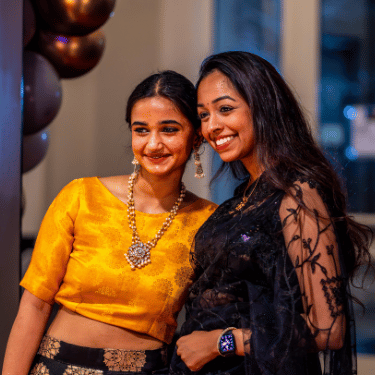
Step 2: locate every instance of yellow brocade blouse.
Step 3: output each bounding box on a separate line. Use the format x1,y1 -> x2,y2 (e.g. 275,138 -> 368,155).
20,177 -> 217,344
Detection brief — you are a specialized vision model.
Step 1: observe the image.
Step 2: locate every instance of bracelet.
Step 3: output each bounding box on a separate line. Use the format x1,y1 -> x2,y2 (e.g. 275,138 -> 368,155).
217,327 -> 237,357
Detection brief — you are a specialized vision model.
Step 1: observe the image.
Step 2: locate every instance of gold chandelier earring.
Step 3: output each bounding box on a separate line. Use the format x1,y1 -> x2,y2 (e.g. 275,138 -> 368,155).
194,148 -> 205,179
131,156 -> 140,174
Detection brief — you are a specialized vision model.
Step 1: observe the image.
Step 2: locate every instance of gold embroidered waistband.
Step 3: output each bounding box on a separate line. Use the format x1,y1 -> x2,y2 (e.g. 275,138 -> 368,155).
103,349 -> 146,372
37,335 -> 164,372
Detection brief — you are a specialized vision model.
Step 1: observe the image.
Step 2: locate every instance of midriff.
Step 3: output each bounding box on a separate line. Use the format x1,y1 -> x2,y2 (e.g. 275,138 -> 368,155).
47,306 -> 164,350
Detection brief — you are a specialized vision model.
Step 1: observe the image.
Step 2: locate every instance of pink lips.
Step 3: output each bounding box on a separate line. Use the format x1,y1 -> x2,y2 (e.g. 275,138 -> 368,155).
214,136 -> 235,151
145,155 -> 169,164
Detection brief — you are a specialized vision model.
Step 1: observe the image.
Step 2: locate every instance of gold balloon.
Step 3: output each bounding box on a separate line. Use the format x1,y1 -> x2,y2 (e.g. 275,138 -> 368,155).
37,29 -> 105,79
33,0 -> 116,35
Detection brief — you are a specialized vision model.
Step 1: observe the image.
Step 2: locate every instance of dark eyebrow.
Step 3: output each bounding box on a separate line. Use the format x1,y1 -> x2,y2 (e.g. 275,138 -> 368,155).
160,120 -> 181,125
197,95 -> 236,107
132,121 -> 147,126
132,120 -> 181,126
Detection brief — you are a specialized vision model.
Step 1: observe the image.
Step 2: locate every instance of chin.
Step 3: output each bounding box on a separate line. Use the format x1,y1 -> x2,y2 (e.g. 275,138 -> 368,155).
216,153 -> 239,163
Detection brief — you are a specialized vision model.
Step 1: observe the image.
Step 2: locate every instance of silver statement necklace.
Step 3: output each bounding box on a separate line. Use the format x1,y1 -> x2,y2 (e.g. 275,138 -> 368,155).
125,172 -> 186,270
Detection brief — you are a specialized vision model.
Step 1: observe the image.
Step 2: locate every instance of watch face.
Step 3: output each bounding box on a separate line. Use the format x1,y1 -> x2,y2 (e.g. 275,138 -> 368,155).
220,333 -> 235,353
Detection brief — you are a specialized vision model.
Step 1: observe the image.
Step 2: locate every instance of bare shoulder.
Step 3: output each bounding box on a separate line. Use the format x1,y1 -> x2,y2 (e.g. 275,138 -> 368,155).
98,175 -> 129,203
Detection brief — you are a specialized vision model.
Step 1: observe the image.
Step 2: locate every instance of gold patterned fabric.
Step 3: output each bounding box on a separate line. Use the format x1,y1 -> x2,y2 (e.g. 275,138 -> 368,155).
30,363 -> 50,375
103,349 -> 146,371
21,177 -> 217,343
63,365 -> 103,375
31,335 -> 166,374
37,336 -> 60,359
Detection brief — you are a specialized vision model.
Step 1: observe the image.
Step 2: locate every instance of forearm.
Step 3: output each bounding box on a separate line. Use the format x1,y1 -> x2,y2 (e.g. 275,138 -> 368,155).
233,328 -> 246,356
2,292 -> 52,375
194,328 -> 247,359
176,327 -> 249,371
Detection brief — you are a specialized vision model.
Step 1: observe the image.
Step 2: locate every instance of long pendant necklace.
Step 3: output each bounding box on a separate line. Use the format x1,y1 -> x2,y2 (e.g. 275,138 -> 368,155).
235,178 -> 260,211
125,172 -> 186,270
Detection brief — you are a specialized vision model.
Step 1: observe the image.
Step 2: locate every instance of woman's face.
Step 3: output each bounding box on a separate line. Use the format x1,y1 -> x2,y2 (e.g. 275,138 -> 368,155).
131,96 -> 196,178
197,70 -> 257,171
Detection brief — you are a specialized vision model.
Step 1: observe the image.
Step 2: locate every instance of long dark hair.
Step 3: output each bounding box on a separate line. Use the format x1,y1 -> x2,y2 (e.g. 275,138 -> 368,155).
126,70 -> 199,131
197,51 -> 372,282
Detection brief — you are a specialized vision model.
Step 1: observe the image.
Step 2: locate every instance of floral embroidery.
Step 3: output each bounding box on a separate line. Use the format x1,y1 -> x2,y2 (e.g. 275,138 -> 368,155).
174,266 -> 194,287
38,335 -> 60,359
63,365 -> 103,375
153,278 -> 173,297
103,349 -> 146,372
30,362 -> 49,375
142,256 -> 166,276
95,286 -> 117,297
169,243 -> 189,263
284,183 -> 345,323
321,275 -> 344,318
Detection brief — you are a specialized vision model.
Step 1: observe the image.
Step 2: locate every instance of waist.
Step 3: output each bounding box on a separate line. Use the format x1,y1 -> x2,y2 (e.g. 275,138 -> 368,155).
47,306 -> 164,350
36,335 -> 167,373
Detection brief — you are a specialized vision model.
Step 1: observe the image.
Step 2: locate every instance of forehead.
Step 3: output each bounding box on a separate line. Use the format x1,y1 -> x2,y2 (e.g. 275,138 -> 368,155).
131,96 -> 182,118
197,70 -> 238,100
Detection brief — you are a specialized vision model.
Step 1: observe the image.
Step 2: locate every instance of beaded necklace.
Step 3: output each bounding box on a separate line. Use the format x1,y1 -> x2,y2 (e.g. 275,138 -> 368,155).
125,172 -> 186,270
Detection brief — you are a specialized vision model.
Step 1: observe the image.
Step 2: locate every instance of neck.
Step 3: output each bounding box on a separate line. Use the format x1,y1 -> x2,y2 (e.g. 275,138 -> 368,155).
241,152 -> 264,181
242,161 -> 263,182
132,169 -> 184,213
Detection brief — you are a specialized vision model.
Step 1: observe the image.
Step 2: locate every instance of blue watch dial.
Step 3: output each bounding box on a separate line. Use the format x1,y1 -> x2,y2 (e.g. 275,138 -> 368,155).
219,332 -> 235,353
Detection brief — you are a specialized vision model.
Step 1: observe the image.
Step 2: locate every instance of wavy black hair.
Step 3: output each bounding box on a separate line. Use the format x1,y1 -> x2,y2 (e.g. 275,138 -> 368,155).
126,70 -> 199,131
197,51 -> 372,282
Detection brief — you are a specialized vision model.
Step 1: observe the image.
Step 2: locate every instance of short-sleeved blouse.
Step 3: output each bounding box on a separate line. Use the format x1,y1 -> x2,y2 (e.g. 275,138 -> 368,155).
21,177 -> 217,344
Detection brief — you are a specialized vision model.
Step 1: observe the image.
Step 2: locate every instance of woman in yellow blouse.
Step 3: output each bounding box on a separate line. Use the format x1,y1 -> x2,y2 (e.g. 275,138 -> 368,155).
2,71 -> 217,375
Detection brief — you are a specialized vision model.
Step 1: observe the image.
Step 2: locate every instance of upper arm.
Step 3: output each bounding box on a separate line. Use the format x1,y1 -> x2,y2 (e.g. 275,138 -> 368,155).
19,289 -> 53,316
279,181 -> 345,350
20,180 -> 81,304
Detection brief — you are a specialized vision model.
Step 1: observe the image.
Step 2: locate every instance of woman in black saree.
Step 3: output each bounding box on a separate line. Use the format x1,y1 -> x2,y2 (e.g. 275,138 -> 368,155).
170,51 -> 373,375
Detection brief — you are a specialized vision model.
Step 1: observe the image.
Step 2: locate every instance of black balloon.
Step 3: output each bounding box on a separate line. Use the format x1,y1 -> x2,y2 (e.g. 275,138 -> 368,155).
23,0 -> 36,46
22,129 -> 50,173
33,0 -> 116,35
23,51 -> 62,135
37,29 -> 105,79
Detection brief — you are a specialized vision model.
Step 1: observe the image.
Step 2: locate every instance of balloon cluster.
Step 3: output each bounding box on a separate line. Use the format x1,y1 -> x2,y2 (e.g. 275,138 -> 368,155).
22,0 -> 115,172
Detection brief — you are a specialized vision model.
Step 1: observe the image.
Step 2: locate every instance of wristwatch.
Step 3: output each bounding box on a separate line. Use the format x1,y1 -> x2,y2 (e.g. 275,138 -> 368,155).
217,327 -> 237,357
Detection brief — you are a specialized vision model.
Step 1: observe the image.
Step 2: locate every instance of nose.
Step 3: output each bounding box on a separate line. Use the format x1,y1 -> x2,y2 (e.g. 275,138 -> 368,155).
204,113 -> 223,135
146,131 -> 163,152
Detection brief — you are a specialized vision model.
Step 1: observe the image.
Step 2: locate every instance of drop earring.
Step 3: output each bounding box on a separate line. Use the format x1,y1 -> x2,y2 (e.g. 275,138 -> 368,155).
194,149 -> 205,179
132,156 -> 140,174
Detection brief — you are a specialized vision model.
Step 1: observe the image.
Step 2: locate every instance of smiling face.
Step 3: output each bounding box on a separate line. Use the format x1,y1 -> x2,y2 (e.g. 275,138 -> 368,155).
131,96 -> 196,178
197,70 -> 259,175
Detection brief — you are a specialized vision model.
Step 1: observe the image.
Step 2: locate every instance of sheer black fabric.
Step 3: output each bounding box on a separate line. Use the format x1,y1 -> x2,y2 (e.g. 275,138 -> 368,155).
170,174 -> 356,375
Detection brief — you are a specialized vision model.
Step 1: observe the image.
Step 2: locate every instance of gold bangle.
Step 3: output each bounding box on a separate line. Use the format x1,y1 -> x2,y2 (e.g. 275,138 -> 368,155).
217,327 -> 237,356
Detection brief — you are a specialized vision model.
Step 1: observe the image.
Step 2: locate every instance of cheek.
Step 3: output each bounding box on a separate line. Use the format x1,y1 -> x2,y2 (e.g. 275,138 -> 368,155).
170,132 -> 196,153
200,124 -> 210,141
131,137 -> 144,153
170,139 -> 193,155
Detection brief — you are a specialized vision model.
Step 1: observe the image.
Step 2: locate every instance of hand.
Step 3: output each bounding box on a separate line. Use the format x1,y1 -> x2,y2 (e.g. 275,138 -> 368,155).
176,330 -> 222,371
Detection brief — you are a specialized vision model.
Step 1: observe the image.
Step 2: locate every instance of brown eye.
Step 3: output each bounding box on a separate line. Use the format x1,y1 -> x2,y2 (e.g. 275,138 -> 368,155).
133,127 -> 148,134
162,127 -> 179,133
220,106 -> 233,113
198,111 -> 209,120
